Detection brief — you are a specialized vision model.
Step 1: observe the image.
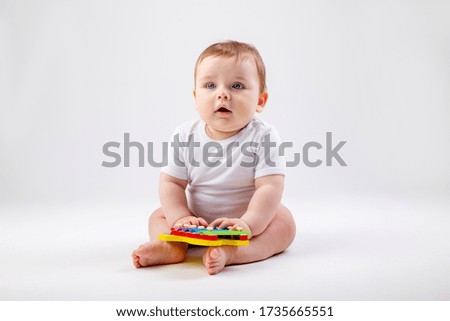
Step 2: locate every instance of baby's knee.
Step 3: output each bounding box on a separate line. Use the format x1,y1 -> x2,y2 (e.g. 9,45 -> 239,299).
148,207 -> 166,223
277,206 -> 296,245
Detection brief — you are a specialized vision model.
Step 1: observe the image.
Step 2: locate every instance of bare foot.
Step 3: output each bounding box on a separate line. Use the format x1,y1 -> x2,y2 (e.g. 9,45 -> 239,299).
202,247 -> 234,275
132,241 -> 187,268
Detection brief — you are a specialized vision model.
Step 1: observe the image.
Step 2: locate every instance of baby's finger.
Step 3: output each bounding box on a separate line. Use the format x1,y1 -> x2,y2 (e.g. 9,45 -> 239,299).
230,224 -> 243,231
231,224 -> 245,231
197,217 -> 208,227
218,219 -> 235,229
209,218 -> 226,228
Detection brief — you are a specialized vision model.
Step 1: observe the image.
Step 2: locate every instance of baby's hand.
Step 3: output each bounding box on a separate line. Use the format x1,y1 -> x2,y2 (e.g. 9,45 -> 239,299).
209,218 -> 251,237
173,215 -> 208,228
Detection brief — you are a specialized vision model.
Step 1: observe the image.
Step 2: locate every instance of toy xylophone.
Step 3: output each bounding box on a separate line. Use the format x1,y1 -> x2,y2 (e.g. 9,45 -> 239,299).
158,224 -> 250,246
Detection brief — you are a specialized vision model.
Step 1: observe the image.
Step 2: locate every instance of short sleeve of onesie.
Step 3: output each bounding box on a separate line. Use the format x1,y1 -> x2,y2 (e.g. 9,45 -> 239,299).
254,125 -> 286,179
160,125 -> 189,180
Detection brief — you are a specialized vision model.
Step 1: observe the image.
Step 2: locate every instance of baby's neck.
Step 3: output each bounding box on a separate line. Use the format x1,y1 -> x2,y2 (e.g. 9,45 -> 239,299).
205,125 -> 244,141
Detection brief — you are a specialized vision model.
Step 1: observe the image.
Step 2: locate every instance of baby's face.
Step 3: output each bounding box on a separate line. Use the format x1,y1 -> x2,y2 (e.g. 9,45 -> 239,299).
194,55 -> 267,140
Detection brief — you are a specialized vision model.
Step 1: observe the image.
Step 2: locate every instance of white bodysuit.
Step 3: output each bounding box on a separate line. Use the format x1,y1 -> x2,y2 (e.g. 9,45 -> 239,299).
161,117 -> 285,223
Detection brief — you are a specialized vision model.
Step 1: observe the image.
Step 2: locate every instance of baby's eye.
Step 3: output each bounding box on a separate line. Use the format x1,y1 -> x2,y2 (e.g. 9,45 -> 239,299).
232,83 -> 244,90
206,82 -> 216,89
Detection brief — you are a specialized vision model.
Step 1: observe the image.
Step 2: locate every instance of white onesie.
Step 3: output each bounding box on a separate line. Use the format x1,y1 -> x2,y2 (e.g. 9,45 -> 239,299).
161,117 -> 285,223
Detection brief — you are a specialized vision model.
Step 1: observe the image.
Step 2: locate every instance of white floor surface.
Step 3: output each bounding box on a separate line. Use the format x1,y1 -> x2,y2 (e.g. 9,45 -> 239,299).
1,192 -> 449,300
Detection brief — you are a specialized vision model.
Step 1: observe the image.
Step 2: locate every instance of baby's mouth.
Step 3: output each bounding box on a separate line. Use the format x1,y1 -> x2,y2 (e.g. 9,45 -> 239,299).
216,106 -> 232,113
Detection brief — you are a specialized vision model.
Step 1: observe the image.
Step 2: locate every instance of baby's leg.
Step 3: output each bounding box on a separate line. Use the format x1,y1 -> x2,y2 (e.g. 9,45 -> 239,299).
132,208 -> 188,268
203,205 -> 296,275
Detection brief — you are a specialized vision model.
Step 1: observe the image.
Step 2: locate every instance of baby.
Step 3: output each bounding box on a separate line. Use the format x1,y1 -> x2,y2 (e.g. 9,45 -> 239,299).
132,40 -> 296,275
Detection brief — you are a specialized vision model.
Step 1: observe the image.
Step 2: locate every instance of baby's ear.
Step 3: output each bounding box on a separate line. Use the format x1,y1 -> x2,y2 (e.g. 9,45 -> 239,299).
193,90 -> 196,98
256,92 -> 269,113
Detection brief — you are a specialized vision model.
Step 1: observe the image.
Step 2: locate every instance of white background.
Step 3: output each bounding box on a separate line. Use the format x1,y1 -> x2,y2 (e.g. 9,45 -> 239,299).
1,0 -> 449,300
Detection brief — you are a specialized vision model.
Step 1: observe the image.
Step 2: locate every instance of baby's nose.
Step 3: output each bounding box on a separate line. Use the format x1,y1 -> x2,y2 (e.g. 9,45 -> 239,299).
217,91 -> 230,100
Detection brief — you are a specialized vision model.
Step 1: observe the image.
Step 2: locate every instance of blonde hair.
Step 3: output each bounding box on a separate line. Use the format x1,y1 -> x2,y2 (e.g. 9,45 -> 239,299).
194,40 -> 267,93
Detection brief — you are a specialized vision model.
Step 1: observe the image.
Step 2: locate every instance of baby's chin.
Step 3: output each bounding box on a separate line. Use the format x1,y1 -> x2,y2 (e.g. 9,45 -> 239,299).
208,118 -> 251,131
205,124 -> 246,140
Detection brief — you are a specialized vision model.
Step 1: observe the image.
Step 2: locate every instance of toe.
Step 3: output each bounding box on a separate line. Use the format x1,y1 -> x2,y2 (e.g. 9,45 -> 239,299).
207,267 -> 219,275
203,247 -> 227,275
133,257 -> 142,268
210,248 -> 220,259
132,250 -> 142,268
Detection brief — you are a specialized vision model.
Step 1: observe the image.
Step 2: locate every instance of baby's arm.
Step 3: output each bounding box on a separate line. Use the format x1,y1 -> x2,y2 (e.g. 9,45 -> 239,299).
159,172 -> 207,227
211,174 -> 284,236
241,174 -> 284,236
